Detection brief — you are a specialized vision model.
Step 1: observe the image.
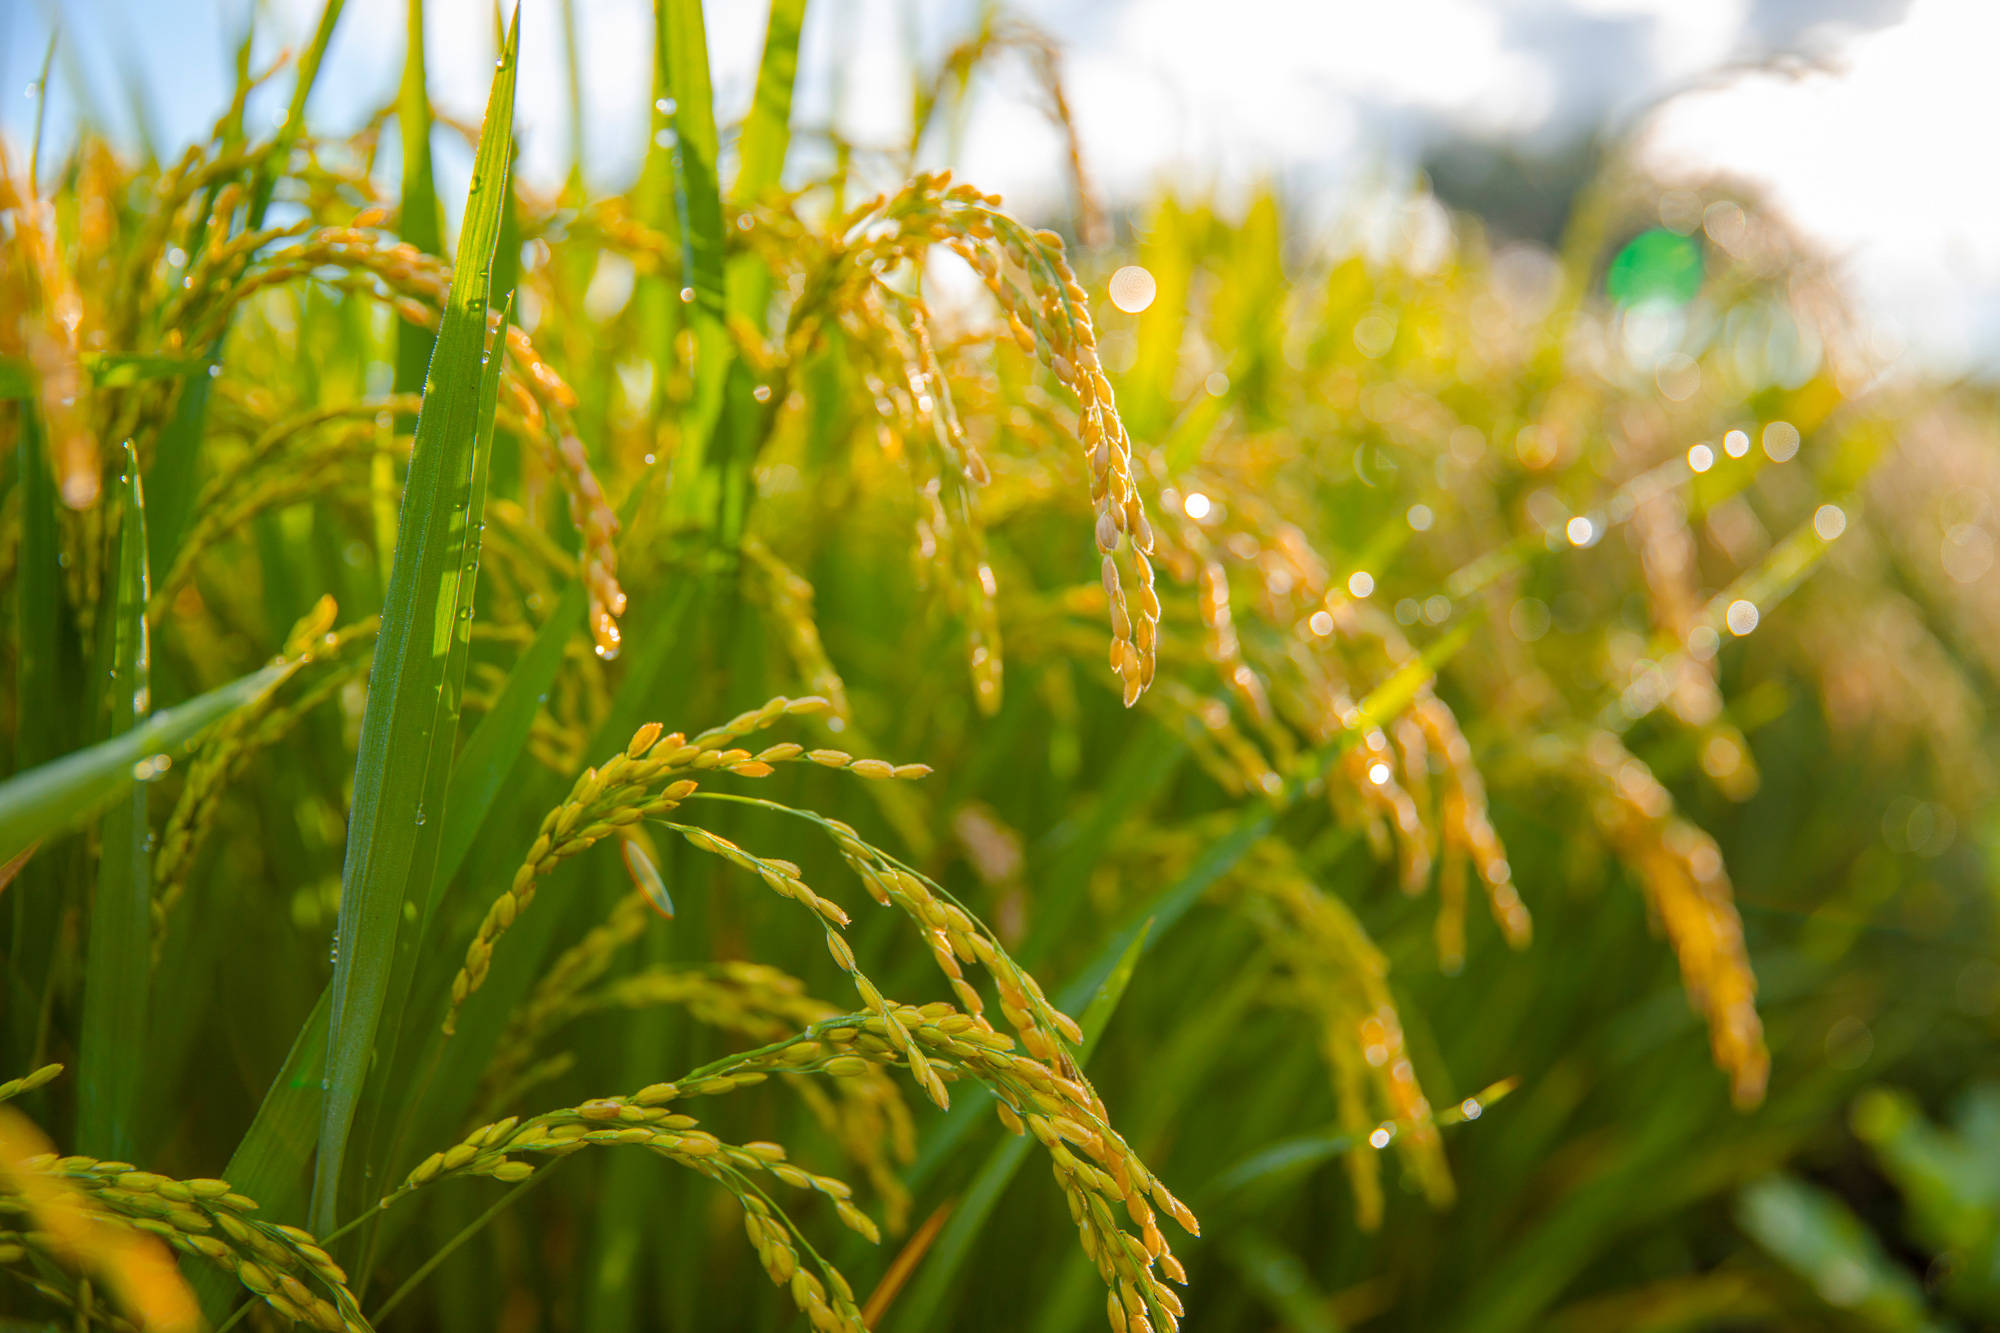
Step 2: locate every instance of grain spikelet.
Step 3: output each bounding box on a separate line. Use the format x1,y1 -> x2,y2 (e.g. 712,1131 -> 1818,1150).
768,173 -> 1160,704
1573,732 -> 1768,1106
402,1104 -> 874,1330
445,697 -> 929,1031
182,220 -> 626,655
608,1000 -> 1195,1333
0,1064 -> 62,1106
1214,840 -> 1453,1226
152,602 -> 375,938
1,1103 -> 362,1331
483,945 -> 915,1231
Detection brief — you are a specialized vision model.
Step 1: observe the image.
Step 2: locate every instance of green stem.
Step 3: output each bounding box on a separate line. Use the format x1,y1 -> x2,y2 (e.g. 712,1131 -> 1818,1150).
368,1167 -> 557,1325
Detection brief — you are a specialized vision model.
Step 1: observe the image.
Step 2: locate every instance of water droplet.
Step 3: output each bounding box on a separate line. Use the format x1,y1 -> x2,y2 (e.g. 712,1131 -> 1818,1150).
414,808 -> 426,826
678,287 -> 695,304
206,363 -> 221,378
655,97 -> 677,115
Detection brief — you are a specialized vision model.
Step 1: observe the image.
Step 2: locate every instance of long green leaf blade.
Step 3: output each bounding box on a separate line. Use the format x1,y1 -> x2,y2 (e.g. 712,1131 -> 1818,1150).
311,11 -> 518,1235
0,661 -> 293,866
394,0 -> 444,429
436,580 -> 581,888
734,0 -> 806,204
658,0 -> 734,530
346,293 -> 515,1233
190,987 -> 330,1321
245,0 -> 346,225
8,412 -> 68,1059
77,448 -> 152,1162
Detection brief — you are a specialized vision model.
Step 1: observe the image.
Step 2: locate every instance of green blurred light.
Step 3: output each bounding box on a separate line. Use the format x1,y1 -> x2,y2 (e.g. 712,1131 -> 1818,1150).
1606,227 -> 1704,308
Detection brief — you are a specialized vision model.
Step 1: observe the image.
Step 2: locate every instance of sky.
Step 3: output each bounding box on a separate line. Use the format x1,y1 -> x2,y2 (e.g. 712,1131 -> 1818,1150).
4,0 -> 1996,373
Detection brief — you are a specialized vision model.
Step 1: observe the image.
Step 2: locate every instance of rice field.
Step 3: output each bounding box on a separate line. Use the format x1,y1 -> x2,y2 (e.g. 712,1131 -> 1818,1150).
1,3 -> 1996,1330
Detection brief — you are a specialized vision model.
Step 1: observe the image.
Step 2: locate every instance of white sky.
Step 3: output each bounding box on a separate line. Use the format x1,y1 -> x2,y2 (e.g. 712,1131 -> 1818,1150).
1640,0 -> 2000,373
5,0 -> 1997,373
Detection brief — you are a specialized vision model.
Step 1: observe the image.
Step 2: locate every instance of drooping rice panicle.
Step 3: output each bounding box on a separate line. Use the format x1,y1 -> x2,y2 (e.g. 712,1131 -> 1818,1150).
3,1099 -> 349,1332
445,696 -> 930,1032
1566,732 -> 1769,1107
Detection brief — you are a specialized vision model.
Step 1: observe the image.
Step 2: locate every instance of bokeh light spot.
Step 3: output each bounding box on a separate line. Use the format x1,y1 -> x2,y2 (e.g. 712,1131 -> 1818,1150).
1109,265 -> 1157,313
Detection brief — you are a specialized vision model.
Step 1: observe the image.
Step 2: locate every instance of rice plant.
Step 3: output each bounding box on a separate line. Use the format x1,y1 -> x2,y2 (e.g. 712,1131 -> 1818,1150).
1,3 -> 1994,1330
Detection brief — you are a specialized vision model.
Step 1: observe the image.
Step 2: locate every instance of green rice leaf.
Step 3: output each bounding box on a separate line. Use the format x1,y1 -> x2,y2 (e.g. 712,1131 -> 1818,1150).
0,661 -> 294,867
76,447 -> 152,1162
8,413 -> 66,1041
659,0 -> 724,318
310,11 -> 518,1235
435,580 -> 583,889
189,987 -> 331,1320
657,0 -> 735,532
359,293 -> 515,1162
394,0 -> 444,426
734,0 -> 807,204
558,0 -> 586,189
